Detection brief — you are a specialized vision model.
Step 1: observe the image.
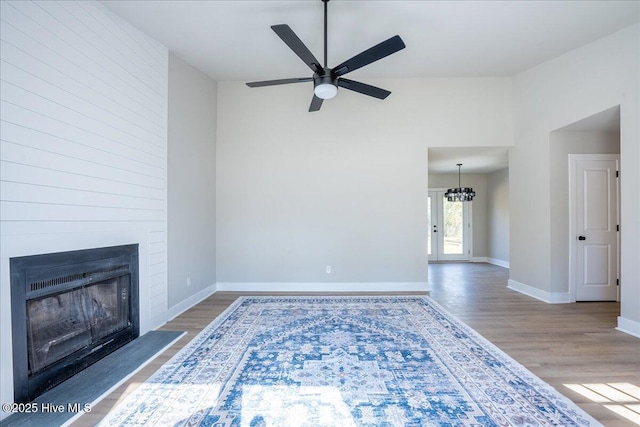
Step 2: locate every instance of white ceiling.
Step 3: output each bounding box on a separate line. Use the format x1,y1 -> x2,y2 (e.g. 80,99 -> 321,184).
101,1 -> 639,82
101,1 -> 636,174
428,147 -> 509,174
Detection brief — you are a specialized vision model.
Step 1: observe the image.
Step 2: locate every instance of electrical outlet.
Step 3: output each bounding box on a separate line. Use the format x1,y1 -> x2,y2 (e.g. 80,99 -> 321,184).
187,276 -> 191,286
326,265 -> 331,274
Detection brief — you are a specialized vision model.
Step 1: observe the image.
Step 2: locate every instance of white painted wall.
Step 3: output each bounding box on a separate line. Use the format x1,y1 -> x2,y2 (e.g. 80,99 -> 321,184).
487,168 -> 509,266
0,1 -> 168,416
167,54 -> 217,318
216,78 -> 512,288
510,25 -> 639,334
549,131 -> 620,295
637,22 -> 640,337
428,173 -> 488,258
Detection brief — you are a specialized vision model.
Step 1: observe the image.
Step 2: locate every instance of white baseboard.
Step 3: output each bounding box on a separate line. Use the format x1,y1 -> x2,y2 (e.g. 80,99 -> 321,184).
167,283 -> 217,321
547,292 -> 572,303
616,316 -> 640,339
469,257 -> 510,268
215,282 -> 430,293
487,258 -> 510,269
507,279 -> 572,303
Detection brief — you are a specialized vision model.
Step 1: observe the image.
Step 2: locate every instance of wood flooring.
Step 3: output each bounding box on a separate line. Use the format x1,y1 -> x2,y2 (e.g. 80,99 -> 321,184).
72,263 -> 640,426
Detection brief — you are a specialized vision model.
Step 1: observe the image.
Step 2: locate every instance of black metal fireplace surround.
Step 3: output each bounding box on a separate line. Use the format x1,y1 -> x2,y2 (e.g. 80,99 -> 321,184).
10,244 -> 139,403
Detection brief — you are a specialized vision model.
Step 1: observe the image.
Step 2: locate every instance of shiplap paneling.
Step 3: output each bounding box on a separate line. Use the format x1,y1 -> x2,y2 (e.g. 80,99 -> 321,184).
0,0 -> 168,414
148,229 -> 167,328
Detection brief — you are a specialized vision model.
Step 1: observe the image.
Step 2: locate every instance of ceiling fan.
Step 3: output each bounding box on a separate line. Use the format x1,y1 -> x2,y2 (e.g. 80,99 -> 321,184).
246,0 -> 406,112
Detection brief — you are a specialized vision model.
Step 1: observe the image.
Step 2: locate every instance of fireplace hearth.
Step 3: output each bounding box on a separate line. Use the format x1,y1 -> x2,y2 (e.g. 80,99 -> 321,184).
10,245 -> 139,403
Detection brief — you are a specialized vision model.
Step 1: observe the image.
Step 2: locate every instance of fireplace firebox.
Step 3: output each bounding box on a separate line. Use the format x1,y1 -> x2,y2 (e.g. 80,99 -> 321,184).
10,245 -> 139,403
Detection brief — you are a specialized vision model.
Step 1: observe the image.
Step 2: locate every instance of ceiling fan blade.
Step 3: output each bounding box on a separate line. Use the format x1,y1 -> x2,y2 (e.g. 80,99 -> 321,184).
337,78 -> 391,99
246,77 -> 312,88
333,35 -> 406,77
309,94 -> 323,112
271,24 -> 323,74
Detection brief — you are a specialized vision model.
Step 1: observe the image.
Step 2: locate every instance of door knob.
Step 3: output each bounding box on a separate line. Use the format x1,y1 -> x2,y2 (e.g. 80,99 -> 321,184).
578,236 -> 586,241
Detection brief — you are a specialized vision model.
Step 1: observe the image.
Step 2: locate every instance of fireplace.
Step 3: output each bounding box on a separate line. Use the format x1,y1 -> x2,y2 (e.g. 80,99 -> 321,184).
10,245 -> 139,403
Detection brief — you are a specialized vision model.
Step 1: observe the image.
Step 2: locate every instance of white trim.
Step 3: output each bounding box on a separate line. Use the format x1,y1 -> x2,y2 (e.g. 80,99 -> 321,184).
488,258 -> 510,268
507,279 -> 572,304
61,331 -> 186,427
548,292 -> 573,304
167,284 -> 217,321
467,201 -> 473,260
215,282 -> 430,292
616,316 -> 640,339
470,257 -> 510,269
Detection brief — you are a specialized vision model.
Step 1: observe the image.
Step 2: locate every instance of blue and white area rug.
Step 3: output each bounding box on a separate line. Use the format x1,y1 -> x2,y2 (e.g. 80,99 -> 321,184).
99,296 -> 601,426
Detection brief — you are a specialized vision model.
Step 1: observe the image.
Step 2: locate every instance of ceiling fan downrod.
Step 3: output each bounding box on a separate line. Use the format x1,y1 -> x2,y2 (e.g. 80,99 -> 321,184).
323,0 -> 328,69
314,0 -> 336,100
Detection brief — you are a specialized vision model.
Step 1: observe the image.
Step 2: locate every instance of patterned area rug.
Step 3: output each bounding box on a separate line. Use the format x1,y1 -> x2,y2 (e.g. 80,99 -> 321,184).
99,296 -> 601,426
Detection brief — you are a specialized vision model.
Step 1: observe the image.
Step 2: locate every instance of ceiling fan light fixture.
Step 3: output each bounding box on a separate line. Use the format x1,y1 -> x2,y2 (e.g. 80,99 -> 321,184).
314,75 -> 338,99
314,83 -> 337,99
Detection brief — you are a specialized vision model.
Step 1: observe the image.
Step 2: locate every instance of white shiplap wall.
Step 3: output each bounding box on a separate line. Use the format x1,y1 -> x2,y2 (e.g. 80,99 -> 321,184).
0,0 -> 168,412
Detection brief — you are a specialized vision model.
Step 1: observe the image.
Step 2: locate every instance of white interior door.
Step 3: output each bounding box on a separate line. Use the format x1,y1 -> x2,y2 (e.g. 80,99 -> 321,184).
428,191 -> 471,261
570,155 -> 619,301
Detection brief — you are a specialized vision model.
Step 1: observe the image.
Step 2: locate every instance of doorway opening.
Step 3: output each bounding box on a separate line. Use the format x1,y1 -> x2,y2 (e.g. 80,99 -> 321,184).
551,105 -> 621,303
427,147 -> 510,267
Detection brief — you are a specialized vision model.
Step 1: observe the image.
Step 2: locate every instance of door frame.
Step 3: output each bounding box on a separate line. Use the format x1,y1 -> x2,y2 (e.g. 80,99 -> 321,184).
428,189 -> 473,262
568,154 -> 620,302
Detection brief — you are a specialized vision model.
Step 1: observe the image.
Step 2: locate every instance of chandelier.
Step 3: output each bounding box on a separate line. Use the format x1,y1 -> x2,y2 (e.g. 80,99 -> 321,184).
445,164 -> 475,202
